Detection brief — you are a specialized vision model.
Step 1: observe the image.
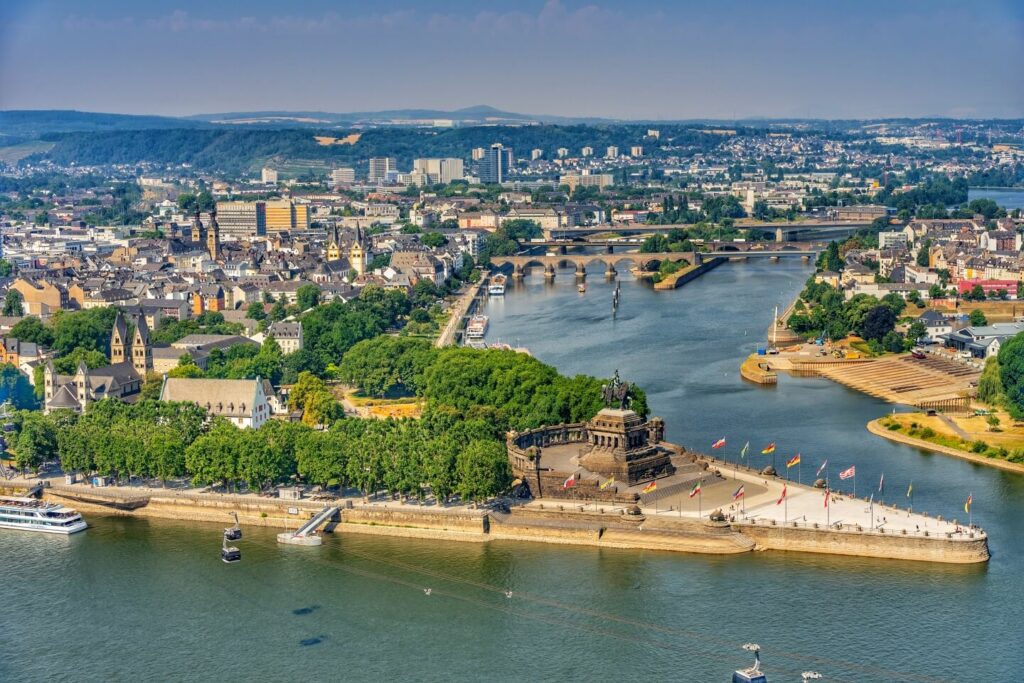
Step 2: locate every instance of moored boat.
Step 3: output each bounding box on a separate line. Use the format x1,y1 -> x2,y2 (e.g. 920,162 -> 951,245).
466,314 -> 489,340
0,496 -> 87,534
488,274 -> 507,295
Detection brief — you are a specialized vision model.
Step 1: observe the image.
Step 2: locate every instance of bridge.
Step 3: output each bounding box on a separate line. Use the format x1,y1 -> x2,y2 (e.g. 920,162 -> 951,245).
544,221 -> 869,242
491,242 -> 821,278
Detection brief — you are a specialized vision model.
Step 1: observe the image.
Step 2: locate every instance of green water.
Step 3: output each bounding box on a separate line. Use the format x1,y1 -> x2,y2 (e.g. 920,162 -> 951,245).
2,260 -> 1018,682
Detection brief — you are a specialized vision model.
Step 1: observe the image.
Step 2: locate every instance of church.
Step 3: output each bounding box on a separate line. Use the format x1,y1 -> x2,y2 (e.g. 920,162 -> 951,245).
42,312 -> 152,414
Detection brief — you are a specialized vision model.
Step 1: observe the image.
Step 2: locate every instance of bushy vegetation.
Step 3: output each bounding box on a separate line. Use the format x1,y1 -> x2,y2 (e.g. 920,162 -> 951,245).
787,277 -> 908,347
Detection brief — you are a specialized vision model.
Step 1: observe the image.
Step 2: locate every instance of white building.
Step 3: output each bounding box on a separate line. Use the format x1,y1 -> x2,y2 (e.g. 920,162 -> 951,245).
260,168 -> 278,184
878,231 -> 909,249
160,377 -> 272,429
330,168 -> 355,187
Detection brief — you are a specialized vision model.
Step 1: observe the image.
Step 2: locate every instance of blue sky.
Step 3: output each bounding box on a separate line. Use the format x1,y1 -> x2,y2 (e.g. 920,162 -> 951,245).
1,0 -> 1022,119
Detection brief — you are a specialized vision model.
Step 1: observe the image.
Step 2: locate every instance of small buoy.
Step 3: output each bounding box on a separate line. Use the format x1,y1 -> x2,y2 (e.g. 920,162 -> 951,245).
423,588 -> 432,596
505,591 -> 513,599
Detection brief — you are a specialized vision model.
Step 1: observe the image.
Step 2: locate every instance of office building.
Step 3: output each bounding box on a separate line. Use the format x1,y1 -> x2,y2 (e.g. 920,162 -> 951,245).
260,167 -> 278,184
581,147 -> 593,157
265,199 -> 310,233
631,146 -> 644,157
412,158 -> 465,184
606,146 -> 619,159
480,143 -> 513,184
471,147 -> 486,161
557,147 -> 569,158
368,157 -> 396,183
215,201 -> 267,240
560,172 -> 614,193
530,148 -> 543,161
330,167 -> 355,187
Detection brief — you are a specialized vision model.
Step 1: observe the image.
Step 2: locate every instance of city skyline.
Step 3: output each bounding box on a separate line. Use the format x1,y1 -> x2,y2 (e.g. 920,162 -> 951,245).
1,0 -> 1022,120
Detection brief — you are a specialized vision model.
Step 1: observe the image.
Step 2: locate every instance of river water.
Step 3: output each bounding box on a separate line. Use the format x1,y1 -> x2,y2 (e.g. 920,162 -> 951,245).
968,187 -> 1024,210
3,260 -> 1021,682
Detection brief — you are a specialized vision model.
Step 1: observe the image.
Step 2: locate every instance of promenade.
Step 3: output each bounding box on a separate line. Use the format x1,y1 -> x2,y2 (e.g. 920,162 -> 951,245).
435,276 -> 487,348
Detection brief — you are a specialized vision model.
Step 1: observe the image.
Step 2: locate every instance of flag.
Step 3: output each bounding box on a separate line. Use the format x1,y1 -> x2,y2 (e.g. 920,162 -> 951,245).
562,475 -> 576,489
689,481 -> 701,498
824,488 -> 830,508
816,459 -> 828,476
732,485 -> 745,500
786,454 -> 801,468
777,483 -> 787,505
878,473 -> 885,493
839,465 -> 856,480
740,441 -> 749,458
642,480 -> 657,494
761,443 -> 776,454
599,477 -> 615,490
965,493 -> 973,513
712,438 -> 726,450
907,482 -> 913,498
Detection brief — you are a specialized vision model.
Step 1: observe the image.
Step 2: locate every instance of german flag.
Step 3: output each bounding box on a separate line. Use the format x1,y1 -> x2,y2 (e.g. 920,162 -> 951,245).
786,454 -> 801,468
642,480 -> 657,494
761,443 -> 776,454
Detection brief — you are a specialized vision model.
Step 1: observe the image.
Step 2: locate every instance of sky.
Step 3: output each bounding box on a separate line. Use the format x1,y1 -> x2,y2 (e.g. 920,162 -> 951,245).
1,0 -> 1022,120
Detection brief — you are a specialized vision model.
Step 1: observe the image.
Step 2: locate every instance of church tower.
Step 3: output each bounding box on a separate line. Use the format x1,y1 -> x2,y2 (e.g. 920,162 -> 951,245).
110,312 -> 128,365
349,227 -> 366,277
192,210 -> 206,246
130,316 -> 153,375
206,208 -> 221,261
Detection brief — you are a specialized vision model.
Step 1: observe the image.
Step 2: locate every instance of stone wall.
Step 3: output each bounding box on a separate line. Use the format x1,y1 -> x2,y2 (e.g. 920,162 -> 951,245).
737,521 -> 990,564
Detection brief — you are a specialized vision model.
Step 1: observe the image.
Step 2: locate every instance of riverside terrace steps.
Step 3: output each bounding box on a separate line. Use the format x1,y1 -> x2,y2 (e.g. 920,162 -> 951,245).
801,354 -> 979,409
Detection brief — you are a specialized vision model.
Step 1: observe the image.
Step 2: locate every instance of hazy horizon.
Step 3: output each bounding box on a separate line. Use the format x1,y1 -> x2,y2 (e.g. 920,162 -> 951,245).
1,0 -> 1022,120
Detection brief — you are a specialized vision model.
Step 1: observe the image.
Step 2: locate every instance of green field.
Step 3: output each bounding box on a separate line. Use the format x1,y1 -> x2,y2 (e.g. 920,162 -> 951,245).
0,140 -> 54,164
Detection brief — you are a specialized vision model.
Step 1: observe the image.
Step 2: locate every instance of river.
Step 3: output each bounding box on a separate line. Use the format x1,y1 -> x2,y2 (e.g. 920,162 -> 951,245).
2,260 -> 1020,682
968,187 -> 1024,210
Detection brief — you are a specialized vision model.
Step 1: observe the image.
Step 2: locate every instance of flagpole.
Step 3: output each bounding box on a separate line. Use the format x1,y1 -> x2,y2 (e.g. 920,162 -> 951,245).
784,488 -> 788,525
969,492 -> 972,527
798,457 -> 802,485
853,471 -> 857,499
698,487 -> 702,520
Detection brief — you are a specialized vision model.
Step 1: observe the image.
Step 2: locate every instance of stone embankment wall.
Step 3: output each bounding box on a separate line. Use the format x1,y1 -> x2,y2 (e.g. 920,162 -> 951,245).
737,522 -> 990,564
653,256 -> 725,290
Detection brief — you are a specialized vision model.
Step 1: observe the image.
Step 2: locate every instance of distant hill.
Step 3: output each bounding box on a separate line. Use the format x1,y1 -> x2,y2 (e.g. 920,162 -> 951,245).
0,110 -> 209,139
186,104 -> 613,126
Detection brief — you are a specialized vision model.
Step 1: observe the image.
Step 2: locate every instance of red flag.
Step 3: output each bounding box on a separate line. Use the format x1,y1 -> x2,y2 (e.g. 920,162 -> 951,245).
712,438 -> 726,450
776,483 -> 787,505
562,475 -> 576,489
839,466 -> 856,480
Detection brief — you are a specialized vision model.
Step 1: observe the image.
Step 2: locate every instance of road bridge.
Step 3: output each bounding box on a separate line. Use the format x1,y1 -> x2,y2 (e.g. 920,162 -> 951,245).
545,221 -> 869,242
493,243 -> 821,278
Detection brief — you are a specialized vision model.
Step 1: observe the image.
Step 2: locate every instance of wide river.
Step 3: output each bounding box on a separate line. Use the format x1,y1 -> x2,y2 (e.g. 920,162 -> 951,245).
3,260 -> 1021,682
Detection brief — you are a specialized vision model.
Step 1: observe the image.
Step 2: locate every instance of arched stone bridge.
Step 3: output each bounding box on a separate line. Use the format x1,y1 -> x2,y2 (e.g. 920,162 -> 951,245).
491,252 -> 698,278
491,242 -> 821,278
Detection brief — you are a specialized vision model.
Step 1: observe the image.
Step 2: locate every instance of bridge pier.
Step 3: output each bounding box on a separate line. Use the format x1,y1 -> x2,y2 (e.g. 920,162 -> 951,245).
802,254 -> 811,261
544,264 -> 556,279
575,263 -> 586,279
606,244 -> 614,254
605,265 -> 617,279
513,264 -> 524,279
769,256 -> 779,262
775,227 -> 785,243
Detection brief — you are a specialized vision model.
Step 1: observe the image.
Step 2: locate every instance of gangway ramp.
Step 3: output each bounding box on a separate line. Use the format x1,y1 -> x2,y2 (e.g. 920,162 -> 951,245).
277,505 -> 340,546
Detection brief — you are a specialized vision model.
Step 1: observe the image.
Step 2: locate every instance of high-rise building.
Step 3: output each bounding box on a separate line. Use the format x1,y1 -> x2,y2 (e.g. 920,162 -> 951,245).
560,172 -> 614,193
264,199 -> 310,233
646,129 -> 660,139
368,157 -> 396,183
412,158 -> 465,184
631,146 -> 644,157
530,148 -> 543,161
557,147 -> 569,158
471,147 -> 486,161
260,167 -> 278,184
330,168 -> 355,187
480,144 -> 513,184
215,201 -> 266,240
606,146 -> 619,159
581,147 -> 593,157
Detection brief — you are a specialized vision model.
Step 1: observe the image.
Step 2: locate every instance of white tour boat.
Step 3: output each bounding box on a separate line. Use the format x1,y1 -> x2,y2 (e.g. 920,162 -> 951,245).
465,314 -> 489,340
0,496 -> 87,534
488,274 -> 507,295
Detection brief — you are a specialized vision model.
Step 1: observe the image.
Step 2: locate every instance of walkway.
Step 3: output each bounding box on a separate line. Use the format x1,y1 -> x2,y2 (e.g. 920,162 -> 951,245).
435,277 -> 487,348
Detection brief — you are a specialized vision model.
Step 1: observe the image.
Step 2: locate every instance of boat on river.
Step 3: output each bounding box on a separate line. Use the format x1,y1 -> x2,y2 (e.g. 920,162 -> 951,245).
466,314 -> 489,340
488,274 -> 507,295
0,496 -> 87,534
732,644 -> 767,683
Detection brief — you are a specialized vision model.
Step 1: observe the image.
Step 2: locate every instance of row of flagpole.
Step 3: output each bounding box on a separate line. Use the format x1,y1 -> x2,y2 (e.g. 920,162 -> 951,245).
710,437 -> 975,526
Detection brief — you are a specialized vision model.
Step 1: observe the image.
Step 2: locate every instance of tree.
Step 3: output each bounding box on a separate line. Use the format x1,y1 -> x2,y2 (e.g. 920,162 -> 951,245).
0,259 -> 13,277
455,439 -> 510,502
288,371 -> 342,427
857,305 -> 896,342
0,364 -> 37,409
296,284 -> 321,311
816,242 -> 843,273
978,356 -> 1004,406
915,240 -> 931,267
9,316 -> 53,347
969,309 -> 988,327
998,335 -> 1024,419
907,321 -> 927,343
15,413 -> 57,471
987,414 -> 1001,431
421,232 -> 447,248
2,290 -> 23,317
270,299 -> 287,322
246,301 -> 266,321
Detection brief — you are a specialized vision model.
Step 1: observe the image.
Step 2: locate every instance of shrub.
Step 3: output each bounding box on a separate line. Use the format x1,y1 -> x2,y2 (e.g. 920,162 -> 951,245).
887,423 -> 901,431
970,440 -> 988,453
920,427 -> 935,439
